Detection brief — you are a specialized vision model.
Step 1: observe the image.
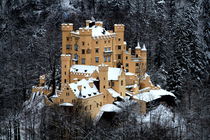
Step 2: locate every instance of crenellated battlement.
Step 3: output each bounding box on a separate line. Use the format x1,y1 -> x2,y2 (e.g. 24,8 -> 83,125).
114,24 -> 125,32
61,23 -> 73,32
79,27 -> 92,36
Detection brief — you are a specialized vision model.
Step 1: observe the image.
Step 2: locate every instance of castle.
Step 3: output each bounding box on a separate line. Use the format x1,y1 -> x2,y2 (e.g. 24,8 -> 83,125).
32,20 -> 175,118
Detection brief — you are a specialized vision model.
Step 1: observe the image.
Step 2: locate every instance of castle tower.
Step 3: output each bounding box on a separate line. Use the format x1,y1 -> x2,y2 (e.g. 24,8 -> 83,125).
140,44 -> 147,75
98,64 -> 109,104
61,54 -> 72,90
78,27 -> 92,65
114,24 -> 125,67
135,42 -> 141,58
61,23 -> 73,54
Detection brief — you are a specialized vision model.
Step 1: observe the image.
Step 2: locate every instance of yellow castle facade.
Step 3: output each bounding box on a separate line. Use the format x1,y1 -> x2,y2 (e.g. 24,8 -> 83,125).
32,20 -> 172,118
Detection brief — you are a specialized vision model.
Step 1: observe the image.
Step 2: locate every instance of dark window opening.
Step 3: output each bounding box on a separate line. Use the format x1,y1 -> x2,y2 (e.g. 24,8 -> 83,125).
82,49 -> 85,54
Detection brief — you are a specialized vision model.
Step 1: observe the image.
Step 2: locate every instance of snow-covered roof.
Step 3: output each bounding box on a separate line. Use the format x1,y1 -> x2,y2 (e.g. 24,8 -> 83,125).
107,88 -> 121,98
141,44 -> 147,51
59,102 -> 73,106
70,65 -> 122,80
69,79 -> 101,99
125,72 -> 136,76
136,42 -> 141,49
84,25 -> 115,37
70,65 -> 98,74
108,67 -> 122,80
100,104 -> 121,112
133,89 -> 176,102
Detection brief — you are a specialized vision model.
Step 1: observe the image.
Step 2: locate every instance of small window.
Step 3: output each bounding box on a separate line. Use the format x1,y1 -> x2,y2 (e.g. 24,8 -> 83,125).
104,86 -> 105,89
90,105 -> 92,110
136,63 -> 139,66
126,63 -> 129,67
118,54 -> 121,59
118,38 -> 121,41
95,57 -> 99,63
107,47 -> 111,51
82,42 -> 85,46
74,44 -> 78,51
104,56 -> 107,62
67,88 -> 69,90
82,58 -> 85,64
64,79 -> 67,83
66,92 -> 69,96
65,65 -> 66,68
111,81 -> 114,87
126,56 -> 128,60
66,45 -> 70,49
121,80 -> 123,86
84,70 -> 87,72
136,54 -> 138,57
104,40 -> 106,43
82,49 -> 85,54
108,56 -> 111,62
60,99 -> 64,103
64,72 -> 66,75
118,46 -> 121,50
96,41 -> 98,44
66,37 -> 69,41
104,48 -> 107,51
95,48 -> 99,53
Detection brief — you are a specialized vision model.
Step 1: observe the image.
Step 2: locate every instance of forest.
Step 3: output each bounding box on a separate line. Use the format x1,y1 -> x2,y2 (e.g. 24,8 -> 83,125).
0,0 -> 209,139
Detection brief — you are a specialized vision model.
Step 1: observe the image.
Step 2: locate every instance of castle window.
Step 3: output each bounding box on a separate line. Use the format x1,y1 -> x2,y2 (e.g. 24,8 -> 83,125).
136,54 -> 138,57
118,45 -> 121,50
82,58 -> 85,64
64,72 -> 66,75
85,106 -> 87,111
104,56 -> 107,62
96,41 -> 98,44
107,47 -> 111,51
74,54 -> 78,61
95,48 -> 99,53
65,65 -> 66,68
82,49 -> 85,54
74,44 -> 78,51
126,69 -> 129,72
108,56 -> 111,62
95,57 -> 99,63
111,81 -> 114,87
82,41 -> 85,46
66,92 -> 69,96
118,54 -> 121,59
126,56 -> 128,60
67,88 -> 69,90
126,63 -> 129,67
100,102 -> 102,106
118,38 -> 121,41
104,48 -> 107,51
66,45 -> 70,49
90,105 -> 92,110
66,37 -> 69,41
60,99 -> 64,103
84,70 -> 87,72
104,40 -> 106,43
64,79 -> 67,83
121,80 -> 123,86
136,63 -> 139,66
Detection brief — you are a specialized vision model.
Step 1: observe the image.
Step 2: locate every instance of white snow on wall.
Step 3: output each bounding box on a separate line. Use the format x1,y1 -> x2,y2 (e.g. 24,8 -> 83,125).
59,102 -> 73,106
133,89 -> 176,102
157,0 -> 165,4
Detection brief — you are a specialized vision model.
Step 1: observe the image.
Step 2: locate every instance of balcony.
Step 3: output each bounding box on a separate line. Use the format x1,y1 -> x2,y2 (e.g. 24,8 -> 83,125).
103,50 -> 113,55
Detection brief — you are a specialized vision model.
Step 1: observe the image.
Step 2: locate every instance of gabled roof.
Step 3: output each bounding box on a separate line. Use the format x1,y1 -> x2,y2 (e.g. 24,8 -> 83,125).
69,79 -> 101,99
